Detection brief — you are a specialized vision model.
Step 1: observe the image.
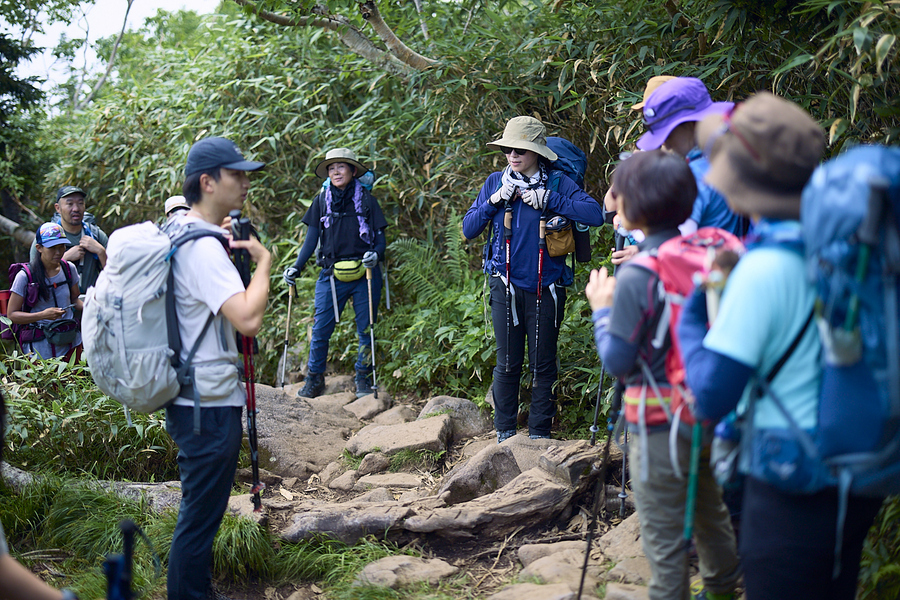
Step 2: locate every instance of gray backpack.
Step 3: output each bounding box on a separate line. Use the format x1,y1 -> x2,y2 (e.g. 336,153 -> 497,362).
82,221 -> 227,417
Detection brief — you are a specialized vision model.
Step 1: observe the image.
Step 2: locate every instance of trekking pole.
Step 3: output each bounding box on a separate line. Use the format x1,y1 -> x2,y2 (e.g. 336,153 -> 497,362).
612,227 -> 629,517
229,210 -> 264,512
329,274 -> 340,323
504,202 -> 513,373
277,284 -> 294,388
535,213 -> 546,392
588,366 -> 606,446
382,259 -> 391,310
104,519 -> 136,600
577,380 -> 624,600
366,266 -> 378,399
683,420 -> 703,552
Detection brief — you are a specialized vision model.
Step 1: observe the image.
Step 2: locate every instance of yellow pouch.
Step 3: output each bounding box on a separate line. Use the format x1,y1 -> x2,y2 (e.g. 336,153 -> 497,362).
333,260 -> 365,282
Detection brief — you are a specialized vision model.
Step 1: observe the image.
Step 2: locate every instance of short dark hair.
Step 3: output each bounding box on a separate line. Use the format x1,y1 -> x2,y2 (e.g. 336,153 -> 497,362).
182,168 -> 221,205
612,150 -> 696,231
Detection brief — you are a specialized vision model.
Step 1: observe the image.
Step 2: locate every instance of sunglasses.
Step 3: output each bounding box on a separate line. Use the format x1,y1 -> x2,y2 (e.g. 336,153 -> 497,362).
500,147 -> 530,156
702,104 -> 761,161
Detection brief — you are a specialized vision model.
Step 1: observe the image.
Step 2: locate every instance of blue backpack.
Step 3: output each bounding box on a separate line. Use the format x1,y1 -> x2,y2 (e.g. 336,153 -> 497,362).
546,136 -> 591,263
801,144 -> 900,500
546,137 -> 587,189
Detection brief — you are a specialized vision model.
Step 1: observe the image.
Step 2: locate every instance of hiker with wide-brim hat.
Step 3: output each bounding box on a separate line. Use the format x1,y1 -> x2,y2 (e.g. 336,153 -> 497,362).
462,116 -> 604,443
283,147 -> 388,399
679,92 -> 885,600
635,76 -> 749,239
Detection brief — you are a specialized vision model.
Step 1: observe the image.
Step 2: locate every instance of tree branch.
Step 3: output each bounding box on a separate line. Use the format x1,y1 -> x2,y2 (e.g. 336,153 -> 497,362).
230,0 -> 428,76
0,213 -> 37,248
358,1 -> 436,70
78,0 -> 134,109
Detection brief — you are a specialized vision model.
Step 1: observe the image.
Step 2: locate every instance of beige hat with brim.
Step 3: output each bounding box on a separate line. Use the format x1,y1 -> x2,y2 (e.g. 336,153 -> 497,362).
698,92 -> 825,220
164,195 -> 189,215
486,116 -> 559,162
314,148 -> 369,179
631,75 -> 677,110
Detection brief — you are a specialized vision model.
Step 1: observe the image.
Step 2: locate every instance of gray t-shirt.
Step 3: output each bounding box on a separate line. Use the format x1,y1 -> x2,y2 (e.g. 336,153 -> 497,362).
11,261 -> 82,358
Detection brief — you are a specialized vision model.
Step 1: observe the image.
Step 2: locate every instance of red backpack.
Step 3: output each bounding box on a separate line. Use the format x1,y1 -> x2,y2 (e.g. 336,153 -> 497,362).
1,262 -> 74,342
629,227 -> 745,429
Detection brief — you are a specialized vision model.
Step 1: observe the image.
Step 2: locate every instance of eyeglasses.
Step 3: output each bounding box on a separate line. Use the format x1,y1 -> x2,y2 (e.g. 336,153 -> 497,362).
500,147 -> 530,156
702,104 -> 761,162
642,104 -> 696,132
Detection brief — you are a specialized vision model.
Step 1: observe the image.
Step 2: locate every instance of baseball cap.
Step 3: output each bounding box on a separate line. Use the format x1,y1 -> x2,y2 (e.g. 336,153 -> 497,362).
164,195 -> 189,215
184,137 -> 265,177
56,186 -> 85,202
637,77 -> 733,151
36,222 -> 71,248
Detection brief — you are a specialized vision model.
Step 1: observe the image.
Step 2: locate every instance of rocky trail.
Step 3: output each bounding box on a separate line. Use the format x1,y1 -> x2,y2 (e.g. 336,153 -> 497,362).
3,374 -> 665,600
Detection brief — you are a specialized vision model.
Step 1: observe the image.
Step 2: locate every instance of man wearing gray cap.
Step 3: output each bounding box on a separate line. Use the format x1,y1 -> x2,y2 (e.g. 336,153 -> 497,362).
31,185 -> 108,293
165,136 -> 271,600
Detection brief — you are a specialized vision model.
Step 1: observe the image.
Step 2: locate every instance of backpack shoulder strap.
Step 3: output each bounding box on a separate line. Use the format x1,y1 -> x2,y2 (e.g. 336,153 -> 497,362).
60,261 -> 73,289
549,171 -> 562,193
165,225 -> 229,370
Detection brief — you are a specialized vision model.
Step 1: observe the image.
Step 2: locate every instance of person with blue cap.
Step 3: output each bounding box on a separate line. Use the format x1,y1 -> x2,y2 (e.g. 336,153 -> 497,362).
30,185 -> 108,293
165,136 -> 271,600
8,222 -> 82,359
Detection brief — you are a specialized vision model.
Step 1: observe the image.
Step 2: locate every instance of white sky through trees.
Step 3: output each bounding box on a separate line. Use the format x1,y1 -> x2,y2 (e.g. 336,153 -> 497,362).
17,0 -> 219,90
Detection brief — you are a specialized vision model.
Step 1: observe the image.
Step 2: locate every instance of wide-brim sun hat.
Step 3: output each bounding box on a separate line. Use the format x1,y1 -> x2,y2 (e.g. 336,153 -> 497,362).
314,148 -> 369,179
636,77 -> 733,151
697,91 -> 825,220
486,116 -> 559,162
631,75 -> 677,111
36,222 -> 71,248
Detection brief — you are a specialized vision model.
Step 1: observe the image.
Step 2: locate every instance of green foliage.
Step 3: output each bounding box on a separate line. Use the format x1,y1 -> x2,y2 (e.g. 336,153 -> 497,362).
1,353 -> 179,481
212,513 -> 278,582
389,448 -> 445,472
859,496 -> 900,600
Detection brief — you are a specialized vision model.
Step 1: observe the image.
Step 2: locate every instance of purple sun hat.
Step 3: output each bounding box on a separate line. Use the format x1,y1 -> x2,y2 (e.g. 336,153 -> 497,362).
637,77 -> 733,151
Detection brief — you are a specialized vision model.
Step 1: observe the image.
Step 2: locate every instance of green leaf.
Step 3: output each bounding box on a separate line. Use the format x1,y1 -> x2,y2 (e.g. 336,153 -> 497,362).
875,34 -> 896,77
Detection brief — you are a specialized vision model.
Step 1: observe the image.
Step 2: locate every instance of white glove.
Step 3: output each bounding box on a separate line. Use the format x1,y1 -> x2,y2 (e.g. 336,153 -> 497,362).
362,251 -> 379,269
521,188 -> 548,211
489,179 -> 518,207
283,266 -> 299,286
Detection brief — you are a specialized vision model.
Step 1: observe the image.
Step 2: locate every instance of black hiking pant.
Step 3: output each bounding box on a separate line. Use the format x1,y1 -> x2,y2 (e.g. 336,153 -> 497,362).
490,276 -> 565,437
740,476 -> 884,600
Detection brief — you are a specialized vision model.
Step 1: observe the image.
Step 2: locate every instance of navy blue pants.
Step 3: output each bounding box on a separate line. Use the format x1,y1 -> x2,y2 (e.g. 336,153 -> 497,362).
489,276 -> 565,437
166,405 -> 243,600
306,268 -> 381,375
740,477 -> 883,600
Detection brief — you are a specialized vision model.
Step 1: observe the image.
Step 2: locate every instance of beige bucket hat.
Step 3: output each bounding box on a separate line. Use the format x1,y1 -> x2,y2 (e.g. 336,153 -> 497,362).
486,116 -> 559,161
314,148 -> 369,179
631,75 -> 677,110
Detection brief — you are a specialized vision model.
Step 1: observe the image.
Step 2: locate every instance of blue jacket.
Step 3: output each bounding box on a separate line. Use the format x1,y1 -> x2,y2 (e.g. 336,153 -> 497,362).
463,171 -> 603,293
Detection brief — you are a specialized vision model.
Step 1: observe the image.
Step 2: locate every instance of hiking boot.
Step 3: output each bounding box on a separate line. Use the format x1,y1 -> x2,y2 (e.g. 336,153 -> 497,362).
497,429 -> 516,443
297,372 -> 325,398
690,581 -> 734,600
354,371 -> 374,398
